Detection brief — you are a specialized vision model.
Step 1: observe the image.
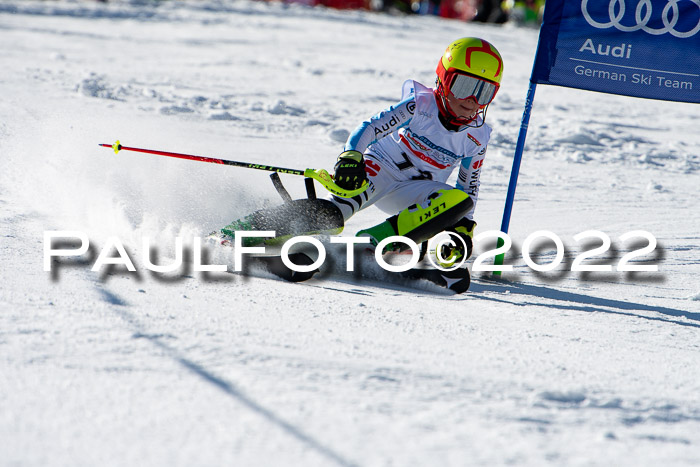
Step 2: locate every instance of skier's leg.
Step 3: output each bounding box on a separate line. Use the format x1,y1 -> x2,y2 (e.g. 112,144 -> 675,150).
219,199 -> 344,247
357,182 -> 474,251
217,154 -> 394,247
217,155 -> 404,247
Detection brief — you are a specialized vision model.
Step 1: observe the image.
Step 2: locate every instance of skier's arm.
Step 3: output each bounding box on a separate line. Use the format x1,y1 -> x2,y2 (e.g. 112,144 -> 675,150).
334,96 -> 415,189
344,96 -> 415,153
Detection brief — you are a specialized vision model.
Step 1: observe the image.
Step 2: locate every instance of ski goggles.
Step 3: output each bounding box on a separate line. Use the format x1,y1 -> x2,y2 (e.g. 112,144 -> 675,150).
447,72 -> 499,105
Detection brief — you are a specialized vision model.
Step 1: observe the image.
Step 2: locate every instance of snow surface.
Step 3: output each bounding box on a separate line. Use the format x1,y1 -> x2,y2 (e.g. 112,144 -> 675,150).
1,1 -> 699,465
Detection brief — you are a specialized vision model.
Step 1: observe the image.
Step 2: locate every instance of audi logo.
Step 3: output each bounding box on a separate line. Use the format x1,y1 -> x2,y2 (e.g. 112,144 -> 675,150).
581,0 -> 700,38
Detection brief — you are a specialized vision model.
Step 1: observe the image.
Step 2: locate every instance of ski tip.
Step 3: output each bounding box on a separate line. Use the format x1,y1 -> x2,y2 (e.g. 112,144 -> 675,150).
404,267 -> 471,294
441,268 -> 471,294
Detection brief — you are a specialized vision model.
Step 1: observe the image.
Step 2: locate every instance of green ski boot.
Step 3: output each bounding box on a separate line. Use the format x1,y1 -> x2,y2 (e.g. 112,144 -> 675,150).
357,220 -> 400,252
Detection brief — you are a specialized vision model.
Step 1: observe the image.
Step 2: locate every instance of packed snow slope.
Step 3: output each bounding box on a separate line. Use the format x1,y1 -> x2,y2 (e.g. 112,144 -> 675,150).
1,1 -> 699,466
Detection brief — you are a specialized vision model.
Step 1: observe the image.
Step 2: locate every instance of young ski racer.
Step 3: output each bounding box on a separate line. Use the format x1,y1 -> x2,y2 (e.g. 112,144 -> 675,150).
220,37 -> 503,268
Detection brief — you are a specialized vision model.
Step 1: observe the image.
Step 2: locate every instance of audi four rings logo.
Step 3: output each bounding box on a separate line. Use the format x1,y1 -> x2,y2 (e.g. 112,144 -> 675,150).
581,0 -> 700,38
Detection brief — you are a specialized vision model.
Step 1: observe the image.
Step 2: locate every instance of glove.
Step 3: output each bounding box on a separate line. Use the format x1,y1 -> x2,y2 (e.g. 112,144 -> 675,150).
333,150 -> 367,190
438,218 -> 475,265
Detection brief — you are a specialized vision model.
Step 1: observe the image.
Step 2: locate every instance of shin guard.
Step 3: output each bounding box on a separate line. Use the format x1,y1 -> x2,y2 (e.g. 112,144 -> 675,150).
358,189 -> 473,250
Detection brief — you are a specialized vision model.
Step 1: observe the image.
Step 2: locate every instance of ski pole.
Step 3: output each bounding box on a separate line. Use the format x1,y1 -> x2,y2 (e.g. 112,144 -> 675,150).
99,140 -> 368,198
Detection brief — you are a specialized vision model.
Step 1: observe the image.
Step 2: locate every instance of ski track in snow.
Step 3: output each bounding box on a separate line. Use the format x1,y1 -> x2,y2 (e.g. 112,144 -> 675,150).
1,1 -> 700,466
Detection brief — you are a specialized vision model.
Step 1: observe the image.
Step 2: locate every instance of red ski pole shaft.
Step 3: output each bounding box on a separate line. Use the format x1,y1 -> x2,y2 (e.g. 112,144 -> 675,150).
98,141 -> 305,176
99,140 -> 369,198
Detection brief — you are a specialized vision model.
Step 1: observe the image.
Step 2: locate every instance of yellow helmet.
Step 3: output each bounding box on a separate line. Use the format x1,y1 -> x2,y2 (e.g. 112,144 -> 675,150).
438,37 -> 503,84
435,38 -> 503,126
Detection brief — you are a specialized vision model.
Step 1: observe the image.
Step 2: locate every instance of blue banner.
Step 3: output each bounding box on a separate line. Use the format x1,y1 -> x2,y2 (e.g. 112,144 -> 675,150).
532,0 -> 700,104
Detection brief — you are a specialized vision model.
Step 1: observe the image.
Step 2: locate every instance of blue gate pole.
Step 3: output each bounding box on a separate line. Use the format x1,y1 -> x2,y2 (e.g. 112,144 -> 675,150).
493,80 -> 537,275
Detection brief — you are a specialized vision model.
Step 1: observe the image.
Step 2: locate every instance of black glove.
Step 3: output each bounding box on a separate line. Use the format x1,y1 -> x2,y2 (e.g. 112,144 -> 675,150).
441,218 -> 476,261
333,150 -> 367,190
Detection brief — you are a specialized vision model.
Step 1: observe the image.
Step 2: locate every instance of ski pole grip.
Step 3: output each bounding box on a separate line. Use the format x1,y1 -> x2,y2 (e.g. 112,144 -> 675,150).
304,168 -> 368,198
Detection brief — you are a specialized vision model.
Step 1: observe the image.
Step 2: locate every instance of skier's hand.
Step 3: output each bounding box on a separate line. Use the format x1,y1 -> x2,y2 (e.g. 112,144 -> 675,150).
333,150 -> 367,190
447,218 -> 476,260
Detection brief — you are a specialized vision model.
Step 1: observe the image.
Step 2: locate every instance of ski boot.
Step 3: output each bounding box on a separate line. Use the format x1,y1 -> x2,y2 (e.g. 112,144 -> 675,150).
430,218 -> 475,268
